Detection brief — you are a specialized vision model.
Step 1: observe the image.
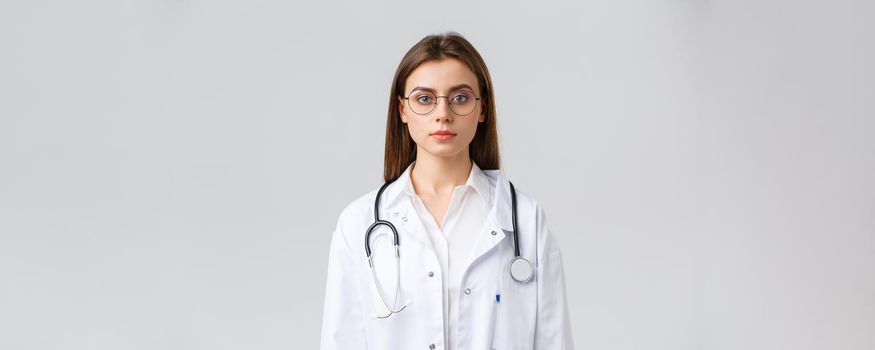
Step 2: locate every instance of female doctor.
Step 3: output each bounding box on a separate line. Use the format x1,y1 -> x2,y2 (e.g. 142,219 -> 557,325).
320,32 -> 574,350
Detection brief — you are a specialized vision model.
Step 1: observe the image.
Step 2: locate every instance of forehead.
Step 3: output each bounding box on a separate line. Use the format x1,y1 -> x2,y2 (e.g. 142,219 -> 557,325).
404,58 -> 480,93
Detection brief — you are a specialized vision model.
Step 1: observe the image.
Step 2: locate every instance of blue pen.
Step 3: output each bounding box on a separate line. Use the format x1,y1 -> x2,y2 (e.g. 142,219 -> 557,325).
495,291 -> 501,303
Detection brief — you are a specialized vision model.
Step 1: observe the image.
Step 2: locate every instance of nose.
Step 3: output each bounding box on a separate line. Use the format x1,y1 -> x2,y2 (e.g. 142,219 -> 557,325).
433,97 -> 453,122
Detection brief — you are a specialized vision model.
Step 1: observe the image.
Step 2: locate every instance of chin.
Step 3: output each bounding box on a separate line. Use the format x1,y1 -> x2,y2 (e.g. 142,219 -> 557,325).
423,145 -> 466,158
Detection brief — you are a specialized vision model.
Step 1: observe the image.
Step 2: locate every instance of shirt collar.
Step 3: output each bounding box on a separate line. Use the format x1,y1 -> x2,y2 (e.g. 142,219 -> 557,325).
399,160 -> 493,207
381,163 -> 513,232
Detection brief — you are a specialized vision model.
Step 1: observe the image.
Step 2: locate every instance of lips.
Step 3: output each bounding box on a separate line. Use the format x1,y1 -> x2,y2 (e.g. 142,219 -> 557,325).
430,130 -> 457,141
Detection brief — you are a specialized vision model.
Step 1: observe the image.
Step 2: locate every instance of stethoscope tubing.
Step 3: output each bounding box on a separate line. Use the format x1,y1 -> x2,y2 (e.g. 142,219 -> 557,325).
363,175 -> 532,317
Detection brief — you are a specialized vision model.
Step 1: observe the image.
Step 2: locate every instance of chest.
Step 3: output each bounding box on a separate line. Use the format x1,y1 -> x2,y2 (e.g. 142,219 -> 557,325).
413,186 -> 473,231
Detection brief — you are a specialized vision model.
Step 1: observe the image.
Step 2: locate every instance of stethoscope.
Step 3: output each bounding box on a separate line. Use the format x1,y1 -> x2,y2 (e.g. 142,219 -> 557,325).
365,178 -> 534,318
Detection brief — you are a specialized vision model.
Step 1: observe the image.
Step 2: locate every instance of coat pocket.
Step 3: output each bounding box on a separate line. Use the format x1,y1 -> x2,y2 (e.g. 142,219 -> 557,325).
491,266 -> 537,349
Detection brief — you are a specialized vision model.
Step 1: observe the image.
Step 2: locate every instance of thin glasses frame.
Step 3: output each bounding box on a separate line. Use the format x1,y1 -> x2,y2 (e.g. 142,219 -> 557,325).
400,89 -> 482,116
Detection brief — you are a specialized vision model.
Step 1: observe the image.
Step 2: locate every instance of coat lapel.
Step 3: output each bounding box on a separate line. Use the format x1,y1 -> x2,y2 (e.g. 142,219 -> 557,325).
465,169 -> 515,266
380,163 -> 435,249
384,204 -> 437,250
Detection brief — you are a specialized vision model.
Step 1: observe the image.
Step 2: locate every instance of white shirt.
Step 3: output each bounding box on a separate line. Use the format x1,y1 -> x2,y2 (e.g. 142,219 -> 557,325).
400,160 -> 494,350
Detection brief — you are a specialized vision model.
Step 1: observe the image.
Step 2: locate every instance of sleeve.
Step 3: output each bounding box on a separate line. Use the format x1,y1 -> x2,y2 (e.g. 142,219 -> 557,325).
533,204 -> 575,349
320,211 -> 369,349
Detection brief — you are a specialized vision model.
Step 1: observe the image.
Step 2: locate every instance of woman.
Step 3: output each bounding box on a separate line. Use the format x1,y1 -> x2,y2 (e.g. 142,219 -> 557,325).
320,32 -> 574,349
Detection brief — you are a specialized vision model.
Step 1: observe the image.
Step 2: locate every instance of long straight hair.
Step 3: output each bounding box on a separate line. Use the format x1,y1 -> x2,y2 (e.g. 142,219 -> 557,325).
383,32 -> 501,182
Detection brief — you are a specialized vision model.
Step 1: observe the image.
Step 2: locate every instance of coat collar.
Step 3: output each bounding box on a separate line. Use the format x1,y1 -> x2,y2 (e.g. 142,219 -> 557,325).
381,161 -> 514,233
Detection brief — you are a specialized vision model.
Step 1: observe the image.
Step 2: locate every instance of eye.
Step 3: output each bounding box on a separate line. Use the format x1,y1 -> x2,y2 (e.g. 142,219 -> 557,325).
415,95 -> 433,104
451,91 -> 474,104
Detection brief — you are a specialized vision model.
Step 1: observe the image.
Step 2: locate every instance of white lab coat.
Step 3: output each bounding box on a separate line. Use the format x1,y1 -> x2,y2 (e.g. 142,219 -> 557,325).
320,169 -> 574,349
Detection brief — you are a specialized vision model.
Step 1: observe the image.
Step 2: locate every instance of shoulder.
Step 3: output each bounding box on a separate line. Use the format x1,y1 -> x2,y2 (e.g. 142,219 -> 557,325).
504,182 -> 559,259
485,169 -> 546,213
339,187 -> 378,220
332,184 -> 388,245
326,187 -> 380,258
506,180 -> 549,221
335,186 -> 380,229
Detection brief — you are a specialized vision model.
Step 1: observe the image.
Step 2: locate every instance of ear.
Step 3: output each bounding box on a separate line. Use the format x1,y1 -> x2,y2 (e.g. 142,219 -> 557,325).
478,106 -> 486,123
397,95 -> 408,123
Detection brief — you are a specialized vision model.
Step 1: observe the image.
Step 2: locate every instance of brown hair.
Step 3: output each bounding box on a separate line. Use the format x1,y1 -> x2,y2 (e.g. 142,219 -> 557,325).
383,31 -> 501,182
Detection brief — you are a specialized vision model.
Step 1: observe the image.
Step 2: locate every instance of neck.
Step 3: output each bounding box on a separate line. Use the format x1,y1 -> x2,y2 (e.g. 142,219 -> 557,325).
410,146 -> 472,197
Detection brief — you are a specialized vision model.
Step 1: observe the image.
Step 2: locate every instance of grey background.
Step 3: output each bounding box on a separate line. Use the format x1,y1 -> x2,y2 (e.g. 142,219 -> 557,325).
1,0 -> 873,349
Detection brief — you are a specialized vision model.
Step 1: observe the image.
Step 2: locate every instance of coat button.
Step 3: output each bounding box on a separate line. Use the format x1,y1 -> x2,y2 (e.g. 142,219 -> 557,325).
464,288 -> 471,295
429,344 -> 436,349
402,216 -> 408,223
490,230 -> 497,235
427,271 -> 434,277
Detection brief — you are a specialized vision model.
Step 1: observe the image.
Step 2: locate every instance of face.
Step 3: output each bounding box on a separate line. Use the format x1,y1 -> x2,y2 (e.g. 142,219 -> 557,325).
398,58 -> 485,159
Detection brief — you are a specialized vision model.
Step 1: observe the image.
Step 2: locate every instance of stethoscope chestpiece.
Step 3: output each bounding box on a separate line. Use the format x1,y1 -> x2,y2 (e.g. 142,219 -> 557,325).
509,256 -> 534,283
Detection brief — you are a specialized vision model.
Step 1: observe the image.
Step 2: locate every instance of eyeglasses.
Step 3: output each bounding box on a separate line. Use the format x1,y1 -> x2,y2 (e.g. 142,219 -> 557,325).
401,89 -> 482,116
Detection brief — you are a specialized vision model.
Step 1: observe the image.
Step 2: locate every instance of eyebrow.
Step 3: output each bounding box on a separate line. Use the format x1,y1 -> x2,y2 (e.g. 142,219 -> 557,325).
409,84 -> 475,94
